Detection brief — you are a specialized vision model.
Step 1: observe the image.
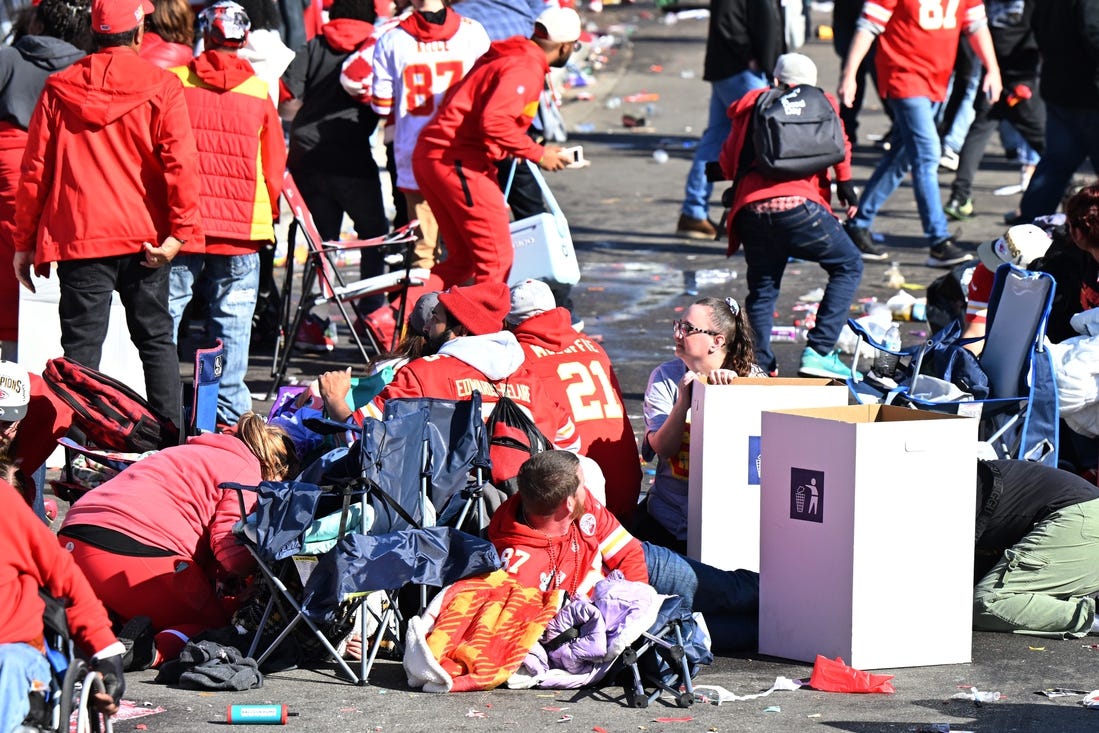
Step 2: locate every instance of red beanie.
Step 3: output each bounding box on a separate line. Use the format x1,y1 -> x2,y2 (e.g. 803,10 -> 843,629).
437,282 -> 510,336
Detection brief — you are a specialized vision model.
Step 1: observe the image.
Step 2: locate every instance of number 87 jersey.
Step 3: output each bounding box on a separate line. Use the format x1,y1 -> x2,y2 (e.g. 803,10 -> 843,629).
370,11 -> 491,193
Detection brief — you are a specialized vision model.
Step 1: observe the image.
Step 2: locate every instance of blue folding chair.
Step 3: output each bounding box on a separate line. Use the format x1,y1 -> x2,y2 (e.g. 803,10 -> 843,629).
847,263 -> 1058,465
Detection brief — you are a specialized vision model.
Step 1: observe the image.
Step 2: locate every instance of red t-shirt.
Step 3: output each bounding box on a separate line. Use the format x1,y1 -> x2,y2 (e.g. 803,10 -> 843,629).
864,0 -> 987,101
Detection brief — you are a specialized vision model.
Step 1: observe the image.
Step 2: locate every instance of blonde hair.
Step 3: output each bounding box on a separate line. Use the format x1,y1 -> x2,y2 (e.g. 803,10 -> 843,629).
236,412 -> 299,481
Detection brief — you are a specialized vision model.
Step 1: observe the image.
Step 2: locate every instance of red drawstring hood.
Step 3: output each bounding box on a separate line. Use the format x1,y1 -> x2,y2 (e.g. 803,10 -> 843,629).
188,50 -> 256,91
398,8 -> 461,43
321,18 -> 375,53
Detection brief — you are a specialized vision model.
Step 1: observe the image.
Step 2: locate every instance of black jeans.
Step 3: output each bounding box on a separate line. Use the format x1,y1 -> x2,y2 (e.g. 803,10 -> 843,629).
949,80 -> 1046,202
57,255 -> 182,428
294,169 -> 390,314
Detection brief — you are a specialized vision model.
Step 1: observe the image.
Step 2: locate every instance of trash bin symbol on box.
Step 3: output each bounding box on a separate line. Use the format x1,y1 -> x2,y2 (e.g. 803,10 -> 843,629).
790,467 -> 823,523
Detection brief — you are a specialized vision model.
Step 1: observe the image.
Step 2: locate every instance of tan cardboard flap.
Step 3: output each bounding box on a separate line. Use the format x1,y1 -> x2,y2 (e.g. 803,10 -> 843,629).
766,403 -> 974,424
702,377 -> 837,387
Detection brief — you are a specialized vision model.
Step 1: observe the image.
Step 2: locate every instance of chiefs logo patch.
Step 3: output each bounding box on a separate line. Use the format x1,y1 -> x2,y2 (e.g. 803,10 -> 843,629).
579,513 -> 596,536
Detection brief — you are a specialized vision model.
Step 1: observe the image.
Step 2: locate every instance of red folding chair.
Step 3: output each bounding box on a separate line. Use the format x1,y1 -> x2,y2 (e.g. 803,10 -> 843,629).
268,172 -> 426,398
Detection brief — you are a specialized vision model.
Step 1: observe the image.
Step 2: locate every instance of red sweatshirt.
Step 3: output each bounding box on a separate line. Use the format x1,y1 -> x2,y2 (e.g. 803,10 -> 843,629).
413,36 -> 547,166
718,85 -> 852,255
510,308 -> 642,521
61,433 -> 260,576
488,488 -> 648,598
0,481 -> 115,656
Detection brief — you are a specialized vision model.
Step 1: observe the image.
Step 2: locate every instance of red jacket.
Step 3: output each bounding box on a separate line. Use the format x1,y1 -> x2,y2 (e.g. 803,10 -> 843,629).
511,308 -> 642,522
0,481 -> 116,656
14,46 -> 203,267
413,36 -> 546,167
488,488 -> 648,598
60,433 -> 261,577
14,373 -> 74,506
718,85 -> 852,255
172,51 -> 285,255
140,31 -> 194,70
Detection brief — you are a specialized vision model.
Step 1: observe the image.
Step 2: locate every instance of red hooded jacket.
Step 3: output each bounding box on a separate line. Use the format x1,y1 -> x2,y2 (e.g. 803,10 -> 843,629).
510,308 -> 642,522
718,85 -> 852,256
172,50 -> 286,254
413,36 -> 547,166
14,47 -> 203,266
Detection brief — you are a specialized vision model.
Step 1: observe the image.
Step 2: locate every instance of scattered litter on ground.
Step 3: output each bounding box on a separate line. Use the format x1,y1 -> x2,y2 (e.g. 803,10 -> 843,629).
950,685 -> 1002,703
1083,690 -> 1099,708
624,92 -> 660,103
652,717 -> 693,723
799,287 -> 824,302
465,708 -> 488,718
693,677 -> 803,704
1028,646 -> 1046,652
652,149 -> 669,164
763,705 -> 781,713
1037,688 -> 1089,698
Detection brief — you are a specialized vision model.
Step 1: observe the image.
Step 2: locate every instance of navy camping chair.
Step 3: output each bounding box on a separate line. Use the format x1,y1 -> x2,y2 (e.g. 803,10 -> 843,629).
846,263 -> 1058,465
381,392 -> 494,532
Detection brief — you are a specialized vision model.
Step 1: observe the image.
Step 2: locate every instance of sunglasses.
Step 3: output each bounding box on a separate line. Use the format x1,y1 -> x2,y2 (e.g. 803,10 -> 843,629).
673,319 -> 719,338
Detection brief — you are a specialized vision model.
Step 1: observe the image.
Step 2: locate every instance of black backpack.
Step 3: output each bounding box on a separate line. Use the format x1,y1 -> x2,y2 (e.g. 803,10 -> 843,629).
43,357 -> 179,453
747,84 -> 846,180
485,387 -> 550,494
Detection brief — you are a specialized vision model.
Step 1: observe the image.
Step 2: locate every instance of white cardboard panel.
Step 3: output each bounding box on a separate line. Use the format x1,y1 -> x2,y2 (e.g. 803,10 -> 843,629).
687,379 -> 848,572
759,404 -> 977,669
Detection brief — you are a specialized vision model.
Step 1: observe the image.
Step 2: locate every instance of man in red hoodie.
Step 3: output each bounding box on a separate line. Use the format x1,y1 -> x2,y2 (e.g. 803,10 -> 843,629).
411,6 -> 579,288
13,0 -> 203,430
506,278 -> 642,523
168,0 -> 286,426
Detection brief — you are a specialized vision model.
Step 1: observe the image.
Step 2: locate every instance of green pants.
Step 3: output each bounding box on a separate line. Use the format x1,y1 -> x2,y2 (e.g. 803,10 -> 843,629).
973,498 -> 1099,637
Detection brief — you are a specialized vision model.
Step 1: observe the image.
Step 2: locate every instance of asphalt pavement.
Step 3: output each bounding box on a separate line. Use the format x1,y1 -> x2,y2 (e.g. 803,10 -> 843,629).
99,4 -> 1099,732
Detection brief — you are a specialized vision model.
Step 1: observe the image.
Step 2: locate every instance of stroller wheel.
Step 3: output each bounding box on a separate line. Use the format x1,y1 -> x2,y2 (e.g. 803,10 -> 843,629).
676,691 -> 694,708
624,688 -> 648,708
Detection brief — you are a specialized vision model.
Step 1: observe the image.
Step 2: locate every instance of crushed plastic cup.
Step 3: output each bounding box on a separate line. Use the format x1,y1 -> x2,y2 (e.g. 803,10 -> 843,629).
652,149 -> 669,164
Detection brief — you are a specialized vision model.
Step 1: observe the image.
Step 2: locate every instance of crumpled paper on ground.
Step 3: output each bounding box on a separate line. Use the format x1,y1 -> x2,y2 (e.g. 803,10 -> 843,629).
693,676 -> 803,703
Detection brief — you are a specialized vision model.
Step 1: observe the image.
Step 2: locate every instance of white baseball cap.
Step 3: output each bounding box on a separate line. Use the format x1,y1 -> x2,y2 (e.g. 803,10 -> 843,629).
977,224 -> 1053,270
507,279 -> 556,325
0,360 -> 30,422
534,6 -> 582,43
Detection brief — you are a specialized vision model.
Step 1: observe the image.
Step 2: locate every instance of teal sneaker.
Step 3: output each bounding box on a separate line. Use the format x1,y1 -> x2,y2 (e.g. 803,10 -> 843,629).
798,347 -> 862,380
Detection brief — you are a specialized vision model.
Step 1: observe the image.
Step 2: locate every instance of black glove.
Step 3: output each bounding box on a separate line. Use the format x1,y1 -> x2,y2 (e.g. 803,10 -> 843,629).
836,180 -> 859,208
93,652 -> 126,706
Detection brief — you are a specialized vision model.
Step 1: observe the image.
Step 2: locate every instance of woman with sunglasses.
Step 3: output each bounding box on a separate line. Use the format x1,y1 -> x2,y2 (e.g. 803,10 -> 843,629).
635,296 -> 764,551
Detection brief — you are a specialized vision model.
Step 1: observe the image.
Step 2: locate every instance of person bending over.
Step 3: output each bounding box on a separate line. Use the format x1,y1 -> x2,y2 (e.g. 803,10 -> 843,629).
489,450 -> 760,652
59,413 -> 298,666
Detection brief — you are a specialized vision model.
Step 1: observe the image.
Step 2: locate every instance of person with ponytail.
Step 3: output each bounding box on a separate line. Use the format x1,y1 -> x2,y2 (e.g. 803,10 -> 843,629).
59,413 -> 299,667
634,296 -> 765,552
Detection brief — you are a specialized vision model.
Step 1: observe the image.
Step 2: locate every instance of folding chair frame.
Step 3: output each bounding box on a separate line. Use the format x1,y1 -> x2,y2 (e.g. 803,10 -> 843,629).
846,263 -> 1058,465
267,171 -> 425,399
226,481 -> 403,685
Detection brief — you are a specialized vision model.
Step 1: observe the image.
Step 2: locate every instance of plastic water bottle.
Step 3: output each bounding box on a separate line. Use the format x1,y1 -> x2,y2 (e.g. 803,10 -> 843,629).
873,323 -> 902,378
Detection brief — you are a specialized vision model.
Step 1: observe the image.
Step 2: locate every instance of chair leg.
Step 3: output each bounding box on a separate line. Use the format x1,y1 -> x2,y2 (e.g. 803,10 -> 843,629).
265,260 -> 319,400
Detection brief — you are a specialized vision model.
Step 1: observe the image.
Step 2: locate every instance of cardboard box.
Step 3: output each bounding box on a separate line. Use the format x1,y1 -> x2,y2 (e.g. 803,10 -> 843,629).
758,404 -> 977,669
687,378 -> 848,572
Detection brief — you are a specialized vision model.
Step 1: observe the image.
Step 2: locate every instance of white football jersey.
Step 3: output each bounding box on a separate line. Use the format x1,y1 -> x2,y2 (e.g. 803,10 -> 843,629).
371,15 -> 490,191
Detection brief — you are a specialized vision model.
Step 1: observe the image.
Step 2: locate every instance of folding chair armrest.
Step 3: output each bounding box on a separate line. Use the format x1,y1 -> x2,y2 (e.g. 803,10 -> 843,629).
316,219 -> 421,253
57,436 -> 140,473
303,415 -> 364,436
220,481 -> 259,523
311,269 -> 430,306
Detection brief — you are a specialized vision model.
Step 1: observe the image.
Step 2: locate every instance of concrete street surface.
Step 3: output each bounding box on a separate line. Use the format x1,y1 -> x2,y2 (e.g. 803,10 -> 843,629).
121,4 -> 1099,732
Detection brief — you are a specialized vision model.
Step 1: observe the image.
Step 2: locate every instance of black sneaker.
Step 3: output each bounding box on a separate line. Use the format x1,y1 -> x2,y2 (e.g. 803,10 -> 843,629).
927,238 -> 974,268
117,615 -> 156,671
845,222 -> 888,261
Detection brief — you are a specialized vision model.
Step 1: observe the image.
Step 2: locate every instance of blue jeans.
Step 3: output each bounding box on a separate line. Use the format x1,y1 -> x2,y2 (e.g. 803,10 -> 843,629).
852,96 -> 950,245
169,252 -> 261,425
642,542 -> 759,652
942,60 -> 981,153
736,201 -> 864,373
681,70 -> 768,221
1020,102 -> 1099,222
0,642 -> 51,733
